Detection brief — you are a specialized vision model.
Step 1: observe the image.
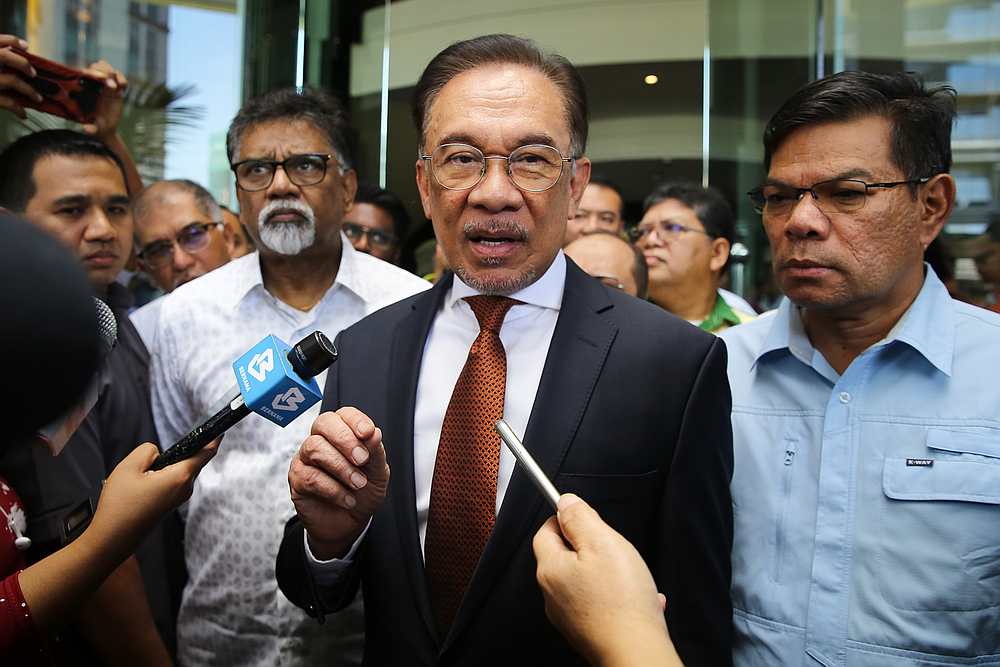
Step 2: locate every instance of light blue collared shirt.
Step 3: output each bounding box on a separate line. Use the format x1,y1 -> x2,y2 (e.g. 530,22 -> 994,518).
721,267 -> 1000,666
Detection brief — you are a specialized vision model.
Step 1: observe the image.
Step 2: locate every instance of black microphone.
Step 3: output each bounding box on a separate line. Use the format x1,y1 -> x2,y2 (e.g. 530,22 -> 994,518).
36,298 -> 119,456
150,331 -> 337,471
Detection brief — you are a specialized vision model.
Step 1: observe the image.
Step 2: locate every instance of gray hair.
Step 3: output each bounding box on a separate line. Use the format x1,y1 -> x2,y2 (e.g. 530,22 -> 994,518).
226,87 -> 355,170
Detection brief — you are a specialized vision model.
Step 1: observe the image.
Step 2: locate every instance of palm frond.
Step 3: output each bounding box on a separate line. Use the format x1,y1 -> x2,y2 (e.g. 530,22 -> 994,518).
0,79 -> 205,182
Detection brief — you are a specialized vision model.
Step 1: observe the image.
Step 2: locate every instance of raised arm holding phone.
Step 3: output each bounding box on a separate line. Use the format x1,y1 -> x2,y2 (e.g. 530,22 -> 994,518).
0,34 -> 142,194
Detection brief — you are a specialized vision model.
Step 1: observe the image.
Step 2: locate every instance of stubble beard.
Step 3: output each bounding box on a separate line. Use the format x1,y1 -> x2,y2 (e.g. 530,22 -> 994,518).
452,262 -> 538,296
452,218 -> 537,295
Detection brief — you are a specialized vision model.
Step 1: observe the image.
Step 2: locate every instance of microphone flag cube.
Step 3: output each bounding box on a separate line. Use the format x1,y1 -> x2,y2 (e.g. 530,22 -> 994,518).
233,334 -> 322,426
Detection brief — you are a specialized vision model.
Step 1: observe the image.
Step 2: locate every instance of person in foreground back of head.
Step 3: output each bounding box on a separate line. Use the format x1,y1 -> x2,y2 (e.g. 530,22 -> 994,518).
728,71 -> 1000,665
532,494 -> 682,667
0,213 -> 216,663
0,129 -> 178,665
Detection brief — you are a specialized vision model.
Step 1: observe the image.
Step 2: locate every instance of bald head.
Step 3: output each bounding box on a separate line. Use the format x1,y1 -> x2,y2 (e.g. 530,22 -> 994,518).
564,231 -> 647,298
133,180 -> 234,292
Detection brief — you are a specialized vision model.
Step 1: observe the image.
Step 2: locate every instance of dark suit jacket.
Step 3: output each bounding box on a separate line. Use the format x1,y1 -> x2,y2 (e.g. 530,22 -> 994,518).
277,261 -> 734,666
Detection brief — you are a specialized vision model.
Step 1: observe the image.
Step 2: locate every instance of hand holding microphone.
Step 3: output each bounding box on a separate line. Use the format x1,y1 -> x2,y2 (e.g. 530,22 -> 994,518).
16,438 -> 219,631
151,331 -> 337,470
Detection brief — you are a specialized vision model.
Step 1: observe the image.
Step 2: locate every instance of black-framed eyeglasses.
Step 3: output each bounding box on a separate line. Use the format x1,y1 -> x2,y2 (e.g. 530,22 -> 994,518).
628,220 -> 712,243
137,221 -> 224,268
342,222 -> 398,249
231,153 -> 335,192
747,177 -> 931,217
420,143 -> 574,193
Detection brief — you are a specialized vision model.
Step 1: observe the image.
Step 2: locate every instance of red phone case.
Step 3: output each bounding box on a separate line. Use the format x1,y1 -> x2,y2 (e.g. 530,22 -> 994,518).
7,49 -> 101,124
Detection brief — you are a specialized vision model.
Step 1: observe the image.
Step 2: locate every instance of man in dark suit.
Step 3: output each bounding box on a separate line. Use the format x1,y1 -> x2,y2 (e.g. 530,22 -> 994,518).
276,34 -> 734,666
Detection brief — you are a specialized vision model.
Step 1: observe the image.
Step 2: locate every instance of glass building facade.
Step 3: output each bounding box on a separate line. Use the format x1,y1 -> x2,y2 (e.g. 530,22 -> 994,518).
2,0 -> 999,306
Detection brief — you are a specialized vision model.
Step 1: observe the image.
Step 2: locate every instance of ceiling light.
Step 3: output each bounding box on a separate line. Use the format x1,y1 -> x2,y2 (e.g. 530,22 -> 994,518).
644,74 -> 659,85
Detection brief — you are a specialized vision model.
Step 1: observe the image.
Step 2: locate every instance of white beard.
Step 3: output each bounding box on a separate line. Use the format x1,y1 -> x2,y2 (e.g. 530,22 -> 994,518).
257,200 -> 317,255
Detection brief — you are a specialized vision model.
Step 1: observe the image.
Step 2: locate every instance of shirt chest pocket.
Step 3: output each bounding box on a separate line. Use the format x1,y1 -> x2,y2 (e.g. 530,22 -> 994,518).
876,428 -> 1000,613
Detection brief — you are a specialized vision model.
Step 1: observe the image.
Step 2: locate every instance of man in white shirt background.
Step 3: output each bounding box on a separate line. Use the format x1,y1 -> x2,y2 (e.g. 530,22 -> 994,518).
150,87 -> 429,667
130,179 -> 236,350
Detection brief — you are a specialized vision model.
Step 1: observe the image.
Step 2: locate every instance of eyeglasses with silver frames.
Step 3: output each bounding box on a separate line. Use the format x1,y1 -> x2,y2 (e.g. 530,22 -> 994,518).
420,143 -> 574,193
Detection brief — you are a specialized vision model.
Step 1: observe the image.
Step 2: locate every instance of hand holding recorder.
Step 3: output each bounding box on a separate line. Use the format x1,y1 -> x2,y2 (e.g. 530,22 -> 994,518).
497,421 -> 680,666
532,495 -> 682,667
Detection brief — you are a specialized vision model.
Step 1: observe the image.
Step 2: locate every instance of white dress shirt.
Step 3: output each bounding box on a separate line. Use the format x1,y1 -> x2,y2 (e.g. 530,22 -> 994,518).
309,252 -> 566,569
151,238 -> 429,667
130,295 -> 162,351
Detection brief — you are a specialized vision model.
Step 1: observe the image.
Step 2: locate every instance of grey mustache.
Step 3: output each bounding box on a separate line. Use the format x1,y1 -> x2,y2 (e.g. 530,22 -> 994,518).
463,220 -> 528,241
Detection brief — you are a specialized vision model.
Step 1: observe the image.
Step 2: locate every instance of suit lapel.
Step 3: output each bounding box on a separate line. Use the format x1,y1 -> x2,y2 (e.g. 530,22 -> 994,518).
442,263 -> 619,650
385,274 -> 452,645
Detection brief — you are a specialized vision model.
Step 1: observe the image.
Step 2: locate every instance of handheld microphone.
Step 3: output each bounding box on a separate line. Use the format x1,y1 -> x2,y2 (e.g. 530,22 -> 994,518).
150,331 -> 337,471
37,298 -> 119,456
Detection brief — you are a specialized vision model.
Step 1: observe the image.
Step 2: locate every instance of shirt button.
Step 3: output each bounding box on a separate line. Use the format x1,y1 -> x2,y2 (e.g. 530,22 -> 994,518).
838,391 -> 851,404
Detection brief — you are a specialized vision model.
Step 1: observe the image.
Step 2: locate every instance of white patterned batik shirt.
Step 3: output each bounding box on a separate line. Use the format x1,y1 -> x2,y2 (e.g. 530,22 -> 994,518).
150,238 -> 429,667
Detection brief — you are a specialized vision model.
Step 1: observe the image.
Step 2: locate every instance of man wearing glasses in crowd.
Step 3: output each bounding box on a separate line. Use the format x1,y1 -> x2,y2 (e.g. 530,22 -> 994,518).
341,182 -> 411,266
129,179 -> 237,349
724,71 -> 1000,665
148,87 -> 428,666
276,34 -> 733,666
634,182 -> 755,334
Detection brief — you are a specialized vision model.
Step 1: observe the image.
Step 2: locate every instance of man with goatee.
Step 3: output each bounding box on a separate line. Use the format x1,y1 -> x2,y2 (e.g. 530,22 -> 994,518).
149,87 -> 428,667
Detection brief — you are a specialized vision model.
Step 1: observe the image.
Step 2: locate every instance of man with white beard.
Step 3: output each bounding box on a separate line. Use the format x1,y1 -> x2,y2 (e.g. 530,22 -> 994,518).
148,88 -> 429,666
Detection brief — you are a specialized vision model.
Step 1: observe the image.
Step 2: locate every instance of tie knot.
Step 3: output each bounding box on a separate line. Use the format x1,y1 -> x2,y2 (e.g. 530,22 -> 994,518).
464,295 -> 519,334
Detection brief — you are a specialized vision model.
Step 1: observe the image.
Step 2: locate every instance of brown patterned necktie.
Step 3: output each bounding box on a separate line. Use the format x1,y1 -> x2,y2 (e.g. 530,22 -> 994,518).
424,295 -> 519,635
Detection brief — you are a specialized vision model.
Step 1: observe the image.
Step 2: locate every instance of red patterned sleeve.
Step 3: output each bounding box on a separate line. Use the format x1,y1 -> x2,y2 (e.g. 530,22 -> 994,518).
0,570 -> 40,656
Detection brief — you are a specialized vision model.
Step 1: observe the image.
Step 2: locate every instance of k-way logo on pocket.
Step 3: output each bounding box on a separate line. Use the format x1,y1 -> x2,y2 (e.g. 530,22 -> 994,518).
272,387 -> 306,412
247,348 -> 275,382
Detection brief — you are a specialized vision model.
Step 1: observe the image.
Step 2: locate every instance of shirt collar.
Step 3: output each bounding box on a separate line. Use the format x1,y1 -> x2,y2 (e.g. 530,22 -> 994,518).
699,292 -> 743,332
225,233 -> 371,309
331,232 -> 373,302
881,265 -> 954,376
446,250 -> 567,313
753,264 -> 954,376
225,250 -> 265,308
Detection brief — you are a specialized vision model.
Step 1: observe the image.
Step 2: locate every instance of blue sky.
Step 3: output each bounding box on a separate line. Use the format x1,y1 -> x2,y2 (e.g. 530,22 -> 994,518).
164,5 -> 241,203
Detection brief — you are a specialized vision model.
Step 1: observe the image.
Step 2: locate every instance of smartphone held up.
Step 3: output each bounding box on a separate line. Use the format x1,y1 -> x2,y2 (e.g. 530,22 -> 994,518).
7,48 -> 101,124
